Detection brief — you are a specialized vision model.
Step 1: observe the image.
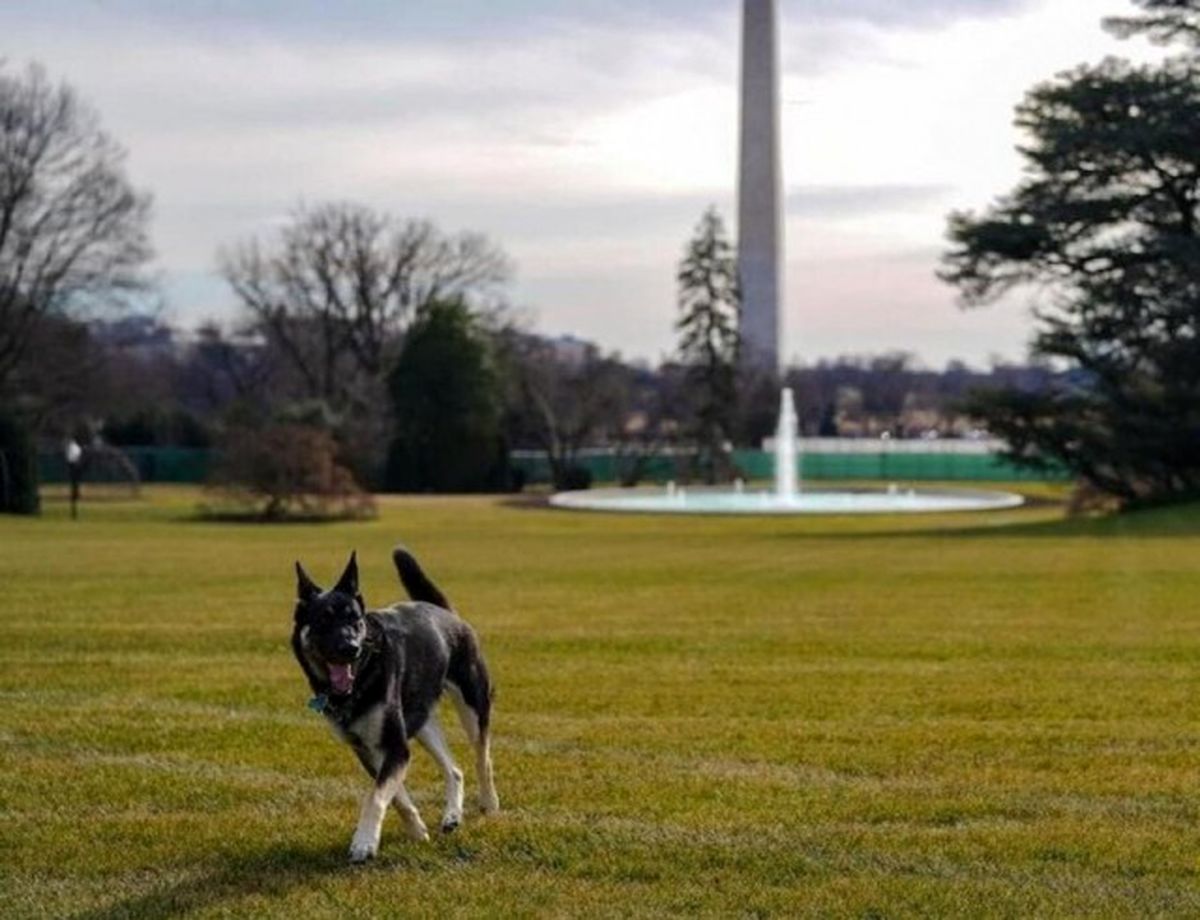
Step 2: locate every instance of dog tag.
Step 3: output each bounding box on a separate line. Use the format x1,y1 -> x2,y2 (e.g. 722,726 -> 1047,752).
307,694 -> 329,713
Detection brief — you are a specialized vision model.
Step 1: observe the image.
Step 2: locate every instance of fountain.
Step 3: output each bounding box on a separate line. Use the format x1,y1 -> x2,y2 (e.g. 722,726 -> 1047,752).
549,390 -> 1025,515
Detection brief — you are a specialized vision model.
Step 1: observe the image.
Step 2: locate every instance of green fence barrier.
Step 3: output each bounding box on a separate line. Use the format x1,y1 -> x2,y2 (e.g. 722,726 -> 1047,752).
512,448 -> 1066,485
40,447 -> 212,484
37,445 -> 1066,488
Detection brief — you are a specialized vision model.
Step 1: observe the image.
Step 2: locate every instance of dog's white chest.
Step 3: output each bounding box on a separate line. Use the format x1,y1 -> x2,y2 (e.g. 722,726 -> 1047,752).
347,704 -> 385,745
328,703 -> 386,772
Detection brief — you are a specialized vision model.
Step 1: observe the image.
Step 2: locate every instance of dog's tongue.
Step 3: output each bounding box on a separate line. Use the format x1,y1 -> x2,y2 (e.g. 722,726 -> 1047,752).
329,663 -> 354,695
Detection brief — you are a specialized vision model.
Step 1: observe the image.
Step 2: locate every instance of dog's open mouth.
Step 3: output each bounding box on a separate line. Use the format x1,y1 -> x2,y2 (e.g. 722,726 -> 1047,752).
328,663 -> 355,695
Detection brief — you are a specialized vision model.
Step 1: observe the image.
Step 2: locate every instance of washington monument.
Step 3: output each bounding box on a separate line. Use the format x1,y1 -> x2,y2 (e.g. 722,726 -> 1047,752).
738,0 -> 783,369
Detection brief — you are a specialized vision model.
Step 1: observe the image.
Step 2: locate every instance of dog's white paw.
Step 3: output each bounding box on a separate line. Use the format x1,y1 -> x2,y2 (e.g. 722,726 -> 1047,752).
404,815 -> 430,842
479,790 -> 500,815
348,831 -> 378,863
440,810 -> 463,834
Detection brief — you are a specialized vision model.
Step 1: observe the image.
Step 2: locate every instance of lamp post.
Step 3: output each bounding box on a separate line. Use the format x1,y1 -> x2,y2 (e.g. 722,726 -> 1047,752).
66,438 -> 82,520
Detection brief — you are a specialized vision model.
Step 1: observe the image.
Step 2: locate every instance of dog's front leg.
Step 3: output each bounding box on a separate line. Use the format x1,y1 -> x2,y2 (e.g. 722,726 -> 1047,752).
348,709 -> 427,862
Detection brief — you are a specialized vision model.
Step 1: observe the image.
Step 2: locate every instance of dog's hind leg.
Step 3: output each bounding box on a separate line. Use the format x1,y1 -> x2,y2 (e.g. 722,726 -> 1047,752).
474,730 -> 499,814
416,712 -> 465,833
446,681 -> 499,814
349,711 -> 427,863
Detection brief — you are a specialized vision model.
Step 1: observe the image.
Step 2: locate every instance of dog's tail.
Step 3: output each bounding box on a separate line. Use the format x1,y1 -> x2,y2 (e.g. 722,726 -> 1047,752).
392,546 -> 452,610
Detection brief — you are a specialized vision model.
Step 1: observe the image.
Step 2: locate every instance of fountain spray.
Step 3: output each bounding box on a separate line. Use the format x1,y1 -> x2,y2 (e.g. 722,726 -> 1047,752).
775,387 -> 799,501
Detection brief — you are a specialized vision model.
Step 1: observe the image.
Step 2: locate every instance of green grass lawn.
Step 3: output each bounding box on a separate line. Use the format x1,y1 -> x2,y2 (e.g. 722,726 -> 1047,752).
3,485 -> 1199,918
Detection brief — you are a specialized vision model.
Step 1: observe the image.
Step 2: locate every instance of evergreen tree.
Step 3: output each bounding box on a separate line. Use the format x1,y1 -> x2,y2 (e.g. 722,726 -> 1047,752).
1105,0 -> 1200,47
386,300 -> 508,493
941,2 -> 1200,503
676,208 -> 740,483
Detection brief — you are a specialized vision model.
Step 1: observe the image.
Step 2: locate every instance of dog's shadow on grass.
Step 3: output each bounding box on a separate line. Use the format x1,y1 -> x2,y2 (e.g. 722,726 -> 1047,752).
69,839 -> 448,920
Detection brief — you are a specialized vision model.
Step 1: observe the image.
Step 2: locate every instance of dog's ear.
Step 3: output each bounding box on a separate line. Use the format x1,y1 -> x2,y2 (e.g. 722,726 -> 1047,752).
333,551 -> 359,598
295,561 -> 321,602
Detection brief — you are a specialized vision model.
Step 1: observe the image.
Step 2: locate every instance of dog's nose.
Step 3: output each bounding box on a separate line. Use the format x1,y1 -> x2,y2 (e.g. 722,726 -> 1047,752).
335,640 -> 359,659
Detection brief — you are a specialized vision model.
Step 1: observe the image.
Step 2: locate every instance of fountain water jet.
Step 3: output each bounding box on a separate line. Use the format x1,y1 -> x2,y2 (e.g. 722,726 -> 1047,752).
774,387 -> 798,502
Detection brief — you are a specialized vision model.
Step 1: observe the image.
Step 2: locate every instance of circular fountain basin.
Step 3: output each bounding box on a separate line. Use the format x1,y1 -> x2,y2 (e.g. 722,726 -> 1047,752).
549,485 -> 1025,515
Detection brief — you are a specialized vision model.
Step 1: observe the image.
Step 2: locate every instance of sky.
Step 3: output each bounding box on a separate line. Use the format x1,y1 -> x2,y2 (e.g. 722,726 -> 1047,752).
0,0 -> 1168,368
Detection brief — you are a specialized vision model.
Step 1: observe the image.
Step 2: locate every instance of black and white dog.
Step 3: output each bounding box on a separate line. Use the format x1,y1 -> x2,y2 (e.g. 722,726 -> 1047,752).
291,546 -> 498,862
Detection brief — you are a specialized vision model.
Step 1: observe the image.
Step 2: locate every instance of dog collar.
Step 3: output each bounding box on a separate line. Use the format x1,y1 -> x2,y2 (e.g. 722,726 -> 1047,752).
308,691 -> 355,717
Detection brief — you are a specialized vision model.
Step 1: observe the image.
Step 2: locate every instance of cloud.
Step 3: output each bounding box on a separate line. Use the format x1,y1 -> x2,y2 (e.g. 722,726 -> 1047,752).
788,0 -> 1031,27
787,184 -> 952,217
15,0 -> 1035,37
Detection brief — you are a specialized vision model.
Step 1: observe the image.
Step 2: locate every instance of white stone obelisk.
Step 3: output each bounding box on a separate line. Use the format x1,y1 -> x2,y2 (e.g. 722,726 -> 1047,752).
737,0 -> 783,370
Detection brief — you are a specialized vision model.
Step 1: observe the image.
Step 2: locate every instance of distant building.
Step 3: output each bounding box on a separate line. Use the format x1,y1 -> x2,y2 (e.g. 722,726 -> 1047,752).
547,334 -> 595,367
89,315 -> 176,358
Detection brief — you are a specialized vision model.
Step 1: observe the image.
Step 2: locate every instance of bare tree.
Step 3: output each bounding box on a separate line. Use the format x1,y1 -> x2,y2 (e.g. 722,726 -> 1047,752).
207,423 -> 375,521
502,333 -> 629,488
0,63 -> 152,392
219,202 -> 511,412
4,314 -> 104,433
